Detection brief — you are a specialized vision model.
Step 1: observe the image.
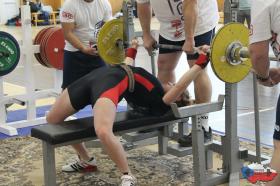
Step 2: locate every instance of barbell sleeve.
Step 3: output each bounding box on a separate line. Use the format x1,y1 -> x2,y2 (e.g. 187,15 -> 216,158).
239,47 -> 250,59
234,46 -> 277,61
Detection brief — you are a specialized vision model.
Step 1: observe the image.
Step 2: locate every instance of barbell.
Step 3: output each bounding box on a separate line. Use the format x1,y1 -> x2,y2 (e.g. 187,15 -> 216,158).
97,19 -> 254,83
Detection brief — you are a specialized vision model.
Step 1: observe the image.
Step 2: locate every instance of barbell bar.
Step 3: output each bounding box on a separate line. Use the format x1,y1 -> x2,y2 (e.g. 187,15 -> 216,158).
117,36 -> 277,64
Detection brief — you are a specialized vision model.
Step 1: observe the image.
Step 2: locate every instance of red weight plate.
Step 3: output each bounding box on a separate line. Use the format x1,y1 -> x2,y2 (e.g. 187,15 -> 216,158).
42,27 -> 61,68
40,28 -> 58,68
34,29 -> 48,67
44,28 -> 65,70
34,27 -> 53,67
39,28 -> 55,68
36,27 -> 54,67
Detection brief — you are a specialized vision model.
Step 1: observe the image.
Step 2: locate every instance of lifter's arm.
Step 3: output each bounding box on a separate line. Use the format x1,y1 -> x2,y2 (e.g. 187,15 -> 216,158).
163,46 -> 209,105
123,40 -> 139,65
163,65 -> 202,105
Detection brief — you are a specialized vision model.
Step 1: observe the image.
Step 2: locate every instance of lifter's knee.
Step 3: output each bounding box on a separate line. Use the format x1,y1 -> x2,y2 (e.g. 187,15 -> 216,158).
46,113 -> 60,125
95,124 -> 114,142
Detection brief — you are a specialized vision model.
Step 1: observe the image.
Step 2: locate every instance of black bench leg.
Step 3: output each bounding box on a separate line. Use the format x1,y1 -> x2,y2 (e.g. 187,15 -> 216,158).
42,141 -> 56,186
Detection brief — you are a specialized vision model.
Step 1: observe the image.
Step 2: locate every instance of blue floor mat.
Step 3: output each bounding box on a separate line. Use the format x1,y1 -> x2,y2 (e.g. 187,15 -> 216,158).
0,105 -> 127,139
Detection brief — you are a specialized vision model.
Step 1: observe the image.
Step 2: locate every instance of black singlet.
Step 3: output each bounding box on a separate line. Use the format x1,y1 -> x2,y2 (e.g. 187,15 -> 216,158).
68,65 -> 170,116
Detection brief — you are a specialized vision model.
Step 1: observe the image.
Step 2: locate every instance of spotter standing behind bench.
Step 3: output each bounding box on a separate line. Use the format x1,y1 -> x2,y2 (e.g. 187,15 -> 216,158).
46,39 -> 210,186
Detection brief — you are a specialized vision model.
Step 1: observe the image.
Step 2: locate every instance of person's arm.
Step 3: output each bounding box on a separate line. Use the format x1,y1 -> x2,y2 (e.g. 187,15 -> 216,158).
137,0 -> 156,55
182,0 -> 198,54
108,0 -> 122,16
250,40 -> 270,78
61,23 -> 97,55
61,23 -> 95,55
249,0 -> 274,86
123,39 -> 139,65
249,40 -> 274,86
163,65 -> 202,105
163,51 -> 209,105
60,3 -> 97,55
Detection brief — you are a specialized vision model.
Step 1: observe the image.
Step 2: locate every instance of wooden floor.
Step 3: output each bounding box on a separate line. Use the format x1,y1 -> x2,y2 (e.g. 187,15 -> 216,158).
0,19 -> 279,148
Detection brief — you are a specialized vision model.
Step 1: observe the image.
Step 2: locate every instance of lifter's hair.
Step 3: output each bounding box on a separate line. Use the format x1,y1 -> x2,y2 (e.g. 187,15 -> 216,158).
175,89 -> 194,107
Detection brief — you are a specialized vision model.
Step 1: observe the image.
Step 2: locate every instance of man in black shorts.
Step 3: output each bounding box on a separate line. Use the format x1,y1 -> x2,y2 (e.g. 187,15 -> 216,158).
137,0 -> 219,146
46,40 -> 210,185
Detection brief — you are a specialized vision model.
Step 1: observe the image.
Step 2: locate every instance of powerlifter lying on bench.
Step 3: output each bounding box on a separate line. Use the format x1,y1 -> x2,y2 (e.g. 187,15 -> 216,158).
32,39 -> 211,186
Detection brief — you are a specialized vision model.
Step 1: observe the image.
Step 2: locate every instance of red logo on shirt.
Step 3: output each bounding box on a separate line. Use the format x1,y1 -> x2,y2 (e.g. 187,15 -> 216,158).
62,11 -> 74,20
171,20 -> 183,38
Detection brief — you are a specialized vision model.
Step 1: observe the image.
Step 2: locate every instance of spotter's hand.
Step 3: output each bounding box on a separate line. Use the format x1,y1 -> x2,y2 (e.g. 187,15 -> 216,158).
196,45 -> 210,55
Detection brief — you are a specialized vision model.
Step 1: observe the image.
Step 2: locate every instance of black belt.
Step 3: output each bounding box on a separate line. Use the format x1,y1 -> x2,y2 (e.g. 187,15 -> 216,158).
120,64 -> 135,92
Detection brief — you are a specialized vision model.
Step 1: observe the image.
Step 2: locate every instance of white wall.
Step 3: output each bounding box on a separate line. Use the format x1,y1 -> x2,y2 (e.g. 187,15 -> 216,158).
0,0 -> 20,24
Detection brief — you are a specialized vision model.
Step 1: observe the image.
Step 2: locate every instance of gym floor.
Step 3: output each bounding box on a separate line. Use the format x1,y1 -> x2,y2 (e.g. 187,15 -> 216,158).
0,18 -> 278,185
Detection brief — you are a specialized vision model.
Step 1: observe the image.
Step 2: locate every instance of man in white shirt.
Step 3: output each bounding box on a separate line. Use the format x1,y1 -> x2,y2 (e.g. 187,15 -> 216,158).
59,0 -> 112,174
136,0 -> 219,146
60,0 -> 112,89
249,0 -> 280,185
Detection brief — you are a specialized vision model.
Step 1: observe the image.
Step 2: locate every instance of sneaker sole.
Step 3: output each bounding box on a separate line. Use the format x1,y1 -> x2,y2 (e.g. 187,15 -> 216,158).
62,166 -> 98,173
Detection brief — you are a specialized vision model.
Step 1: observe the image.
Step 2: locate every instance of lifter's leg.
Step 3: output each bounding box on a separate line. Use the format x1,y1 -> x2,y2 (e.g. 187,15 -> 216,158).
46,89 -> 91,161
94,98 -> 130,174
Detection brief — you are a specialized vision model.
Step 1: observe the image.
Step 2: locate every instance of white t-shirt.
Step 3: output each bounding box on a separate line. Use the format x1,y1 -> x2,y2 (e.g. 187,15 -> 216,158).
249,0 -> 280,61
60,0 -> 112,51
136,0 -> 219,41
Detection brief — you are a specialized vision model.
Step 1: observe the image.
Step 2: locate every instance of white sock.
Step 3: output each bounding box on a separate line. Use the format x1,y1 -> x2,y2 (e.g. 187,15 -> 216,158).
199,114 -> 209,132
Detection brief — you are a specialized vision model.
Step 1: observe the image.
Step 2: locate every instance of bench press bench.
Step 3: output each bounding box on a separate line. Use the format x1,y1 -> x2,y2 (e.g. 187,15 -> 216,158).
31,110 -> 182,186
31,95 -> 225,186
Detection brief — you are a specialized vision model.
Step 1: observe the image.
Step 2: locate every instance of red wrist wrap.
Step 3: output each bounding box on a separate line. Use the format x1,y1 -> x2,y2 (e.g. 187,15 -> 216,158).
195,54 -> 209,69
126,48 -> 137,60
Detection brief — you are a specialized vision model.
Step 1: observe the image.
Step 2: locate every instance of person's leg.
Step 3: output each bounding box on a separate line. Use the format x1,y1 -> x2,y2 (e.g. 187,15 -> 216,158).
46,89 -> 92,161
93,98 -> 130,174
157,35 -> 184,85
157,52 -> 182,84
178,29 -> 214,147
188,29 -> 215,131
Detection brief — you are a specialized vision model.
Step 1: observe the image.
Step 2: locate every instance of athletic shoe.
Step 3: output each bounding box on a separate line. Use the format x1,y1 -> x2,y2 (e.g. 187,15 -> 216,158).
120,175 -> 137,186
61,157 -> 97,172
178,127 -> 212,147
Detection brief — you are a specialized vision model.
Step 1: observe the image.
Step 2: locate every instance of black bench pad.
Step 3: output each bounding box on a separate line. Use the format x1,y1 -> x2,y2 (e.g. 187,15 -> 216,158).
31,111 -> 177,145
